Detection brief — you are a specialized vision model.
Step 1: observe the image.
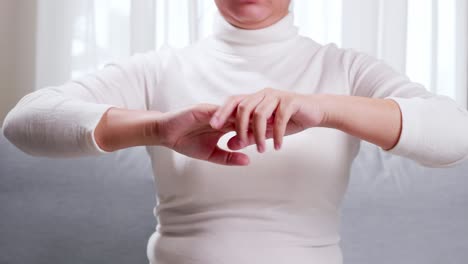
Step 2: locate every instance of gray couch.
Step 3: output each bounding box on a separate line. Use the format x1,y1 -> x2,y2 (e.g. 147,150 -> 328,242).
1,132 -> 467,264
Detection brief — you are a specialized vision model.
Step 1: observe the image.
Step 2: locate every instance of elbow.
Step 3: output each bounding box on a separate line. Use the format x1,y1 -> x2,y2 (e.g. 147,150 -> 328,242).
426,140 -> 468,168
419,154 -> 468,169
420,156 -> 468,169
432,109 -> 468,168
2,109 -> 18,145
2,92 -> 33,152
389,96 -> 468,169
418,129 -> 468,169
2,109 -> 43,158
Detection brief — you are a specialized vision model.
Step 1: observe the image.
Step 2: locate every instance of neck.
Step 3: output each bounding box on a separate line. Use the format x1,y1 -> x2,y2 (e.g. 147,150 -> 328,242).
208,11 -> 300,57
222,11 -> 289,30
212,11 -> 298,46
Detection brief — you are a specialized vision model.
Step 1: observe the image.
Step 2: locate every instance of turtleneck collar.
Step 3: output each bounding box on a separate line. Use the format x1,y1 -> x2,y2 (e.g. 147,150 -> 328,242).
211,11 -> 299,50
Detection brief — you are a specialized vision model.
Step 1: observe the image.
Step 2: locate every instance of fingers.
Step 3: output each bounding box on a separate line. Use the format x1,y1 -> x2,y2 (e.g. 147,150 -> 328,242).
186,103 -> 219,123
236,93 -> 266,147
210,95 -> 245,129
226,129 -> 274,151
188,103 -> 238,125
252,95 -> 280,153
207,146 -> 250,166
273,99 -> 297,150
218,121 -> 236,133
211,88 -> 302,153
226,98 -> 298,152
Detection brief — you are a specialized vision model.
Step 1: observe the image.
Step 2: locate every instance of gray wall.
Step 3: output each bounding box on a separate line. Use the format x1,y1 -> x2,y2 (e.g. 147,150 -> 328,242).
0,0 -> 37,124
0,134 -> 157,264
1,134 -> 468,264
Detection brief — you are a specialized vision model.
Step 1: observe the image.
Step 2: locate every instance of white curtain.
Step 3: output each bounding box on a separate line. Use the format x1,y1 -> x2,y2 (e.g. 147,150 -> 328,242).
35,0 -> 468,108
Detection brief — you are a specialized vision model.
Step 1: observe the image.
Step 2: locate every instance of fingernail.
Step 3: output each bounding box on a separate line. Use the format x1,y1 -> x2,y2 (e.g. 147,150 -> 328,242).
210,117 -> 219,128
274,143 -> 281,150
258,144 -> 265,153
237,155 -> 250,166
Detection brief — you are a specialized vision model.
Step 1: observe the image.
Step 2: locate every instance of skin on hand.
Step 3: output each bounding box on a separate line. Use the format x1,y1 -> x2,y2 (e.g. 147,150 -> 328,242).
209,88 -> 326,153
157,103 -> 251,166
210,88 -> 403,153
154,1 -> 291,164
94,1 -> 402,166
94,104 -> 252,166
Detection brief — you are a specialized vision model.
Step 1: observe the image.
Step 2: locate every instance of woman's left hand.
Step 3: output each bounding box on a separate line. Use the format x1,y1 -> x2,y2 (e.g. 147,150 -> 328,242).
209,88 -> 326,153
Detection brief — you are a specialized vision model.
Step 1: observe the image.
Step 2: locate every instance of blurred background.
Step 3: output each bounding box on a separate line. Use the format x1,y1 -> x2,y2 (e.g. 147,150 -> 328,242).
0,0 -> 467,264
1,0 -> 467,123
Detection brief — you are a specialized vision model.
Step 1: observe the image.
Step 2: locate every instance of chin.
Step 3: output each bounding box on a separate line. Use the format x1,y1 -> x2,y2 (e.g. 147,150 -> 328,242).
215,0 -> 289,29
233,4 -> 272,25
217,0 -> 276,29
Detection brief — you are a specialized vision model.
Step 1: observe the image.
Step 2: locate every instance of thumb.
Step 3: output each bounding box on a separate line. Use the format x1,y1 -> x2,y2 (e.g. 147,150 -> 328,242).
207,146 -> 250,166
191,103 -> 220,123
194,103 -> 236,127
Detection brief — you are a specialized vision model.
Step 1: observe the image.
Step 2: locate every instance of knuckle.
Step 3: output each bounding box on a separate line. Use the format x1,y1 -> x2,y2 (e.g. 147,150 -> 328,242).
198,103 -> 210,108
227,95 -> 237,101
226,96 -> 240,105
275,110 -> 285,121
254,128 -> 264,138
281,99 -> 297,113
237,103 -> 249,113
236,116 -> 247,127
253,110 -> 265,120
289,99 -> 300,109
281,96 -> 293,105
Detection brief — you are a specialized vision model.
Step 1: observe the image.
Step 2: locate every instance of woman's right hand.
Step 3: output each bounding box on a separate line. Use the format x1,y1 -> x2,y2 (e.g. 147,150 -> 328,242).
156,103 -> 250,166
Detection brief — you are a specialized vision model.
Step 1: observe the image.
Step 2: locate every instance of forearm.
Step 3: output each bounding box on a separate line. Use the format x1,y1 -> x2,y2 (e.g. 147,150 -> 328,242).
94,107 -> 164,152
3,89 -> 118,157
319,94 -> 402,150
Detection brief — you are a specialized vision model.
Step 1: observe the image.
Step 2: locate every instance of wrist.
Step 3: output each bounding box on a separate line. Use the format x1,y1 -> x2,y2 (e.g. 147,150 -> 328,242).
94,108 -> 164,152
315,94 -> 343,130
138,110 -> 165,147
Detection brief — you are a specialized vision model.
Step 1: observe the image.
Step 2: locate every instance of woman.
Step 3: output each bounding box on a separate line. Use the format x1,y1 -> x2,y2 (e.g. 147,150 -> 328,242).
3,0 -> 468,263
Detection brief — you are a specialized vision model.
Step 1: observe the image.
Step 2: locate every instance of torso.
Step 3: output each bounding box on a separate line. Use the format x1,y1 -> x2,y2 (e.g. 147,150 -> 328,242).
144,35 -> 361,264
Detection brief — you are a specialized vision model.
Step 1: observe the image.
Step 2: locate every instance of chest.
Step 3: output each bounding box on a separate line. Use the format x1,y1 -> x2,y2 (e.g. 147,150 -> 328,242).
147,48 -> 358,205
151,49 -> 350,113
149,127 -> 359,208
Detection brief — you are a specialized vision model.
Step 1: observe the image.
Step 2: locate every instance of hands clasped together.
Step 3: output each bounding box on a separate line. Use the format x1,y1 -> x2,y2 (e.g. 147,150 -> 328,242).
157,88 -> 326,166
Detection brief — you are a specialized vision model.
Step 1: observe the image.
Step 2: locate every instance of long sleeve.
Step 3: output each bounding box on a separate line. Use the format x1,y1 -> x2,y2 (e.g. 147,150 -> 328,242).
2,50 -> 162,158
347,50 -> 468,168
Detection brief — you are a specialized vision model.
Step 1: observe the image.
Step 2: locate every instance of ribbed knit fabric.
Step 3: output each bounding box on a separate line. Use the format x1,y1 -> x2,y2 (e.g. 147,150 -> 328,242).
3,11 -> 468,264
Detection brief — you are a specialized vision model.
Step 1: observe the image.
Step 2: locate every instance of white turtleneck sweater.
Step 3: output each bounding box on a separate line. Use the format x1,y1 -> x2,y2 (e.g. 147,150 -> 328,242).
3,12 -> 468,264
